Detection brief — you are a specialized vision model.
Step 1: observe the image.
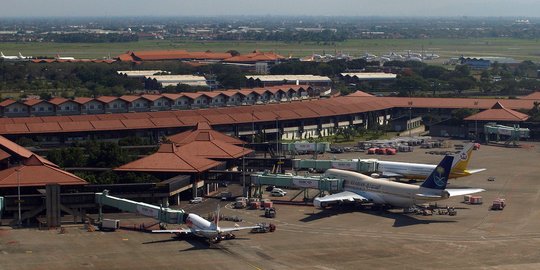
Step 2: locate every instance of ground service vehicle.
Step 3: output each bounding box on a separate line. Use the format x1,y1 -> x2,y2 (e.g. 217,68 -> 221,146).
251,223 -> 276,233
265,207 -> 276,218
190,197 -> 203,204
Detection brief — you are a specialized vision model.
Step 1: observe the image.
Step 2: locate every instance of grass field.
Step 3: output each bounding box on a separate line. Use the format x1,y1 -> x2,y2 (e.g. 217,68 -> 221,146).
1,38 -> 540,62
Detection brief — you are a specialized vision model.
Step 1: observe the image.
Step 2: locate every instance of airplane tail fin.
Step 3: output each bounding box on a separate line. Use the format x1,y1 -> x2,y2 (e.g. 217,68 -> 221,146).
420,156 -> 454,190
451,143 -> 474,172
212,204 -> 220,229
0,52 -> 4,57
18,52 -> 24,58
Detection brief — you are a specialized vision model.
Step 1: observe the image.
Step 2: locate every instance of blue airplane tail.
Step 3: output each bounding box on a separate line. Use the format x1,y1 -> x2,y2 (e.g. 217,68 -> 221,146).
420,156 -> 454,190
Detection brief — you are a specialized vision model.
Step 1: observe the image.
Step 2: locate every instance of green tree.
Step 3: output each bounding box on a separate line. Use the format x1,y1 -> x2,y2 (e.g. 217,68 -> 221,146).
449,77 -> 476,94
394,75 -> 428,96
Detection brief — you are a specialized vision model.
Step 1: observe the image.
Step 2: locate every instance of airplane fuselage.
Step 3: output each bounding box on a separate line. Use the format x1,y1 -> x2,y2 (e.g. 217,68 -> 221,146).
377,160 -> 471,179
326,169 -> 448,208
185,213 -> 220,239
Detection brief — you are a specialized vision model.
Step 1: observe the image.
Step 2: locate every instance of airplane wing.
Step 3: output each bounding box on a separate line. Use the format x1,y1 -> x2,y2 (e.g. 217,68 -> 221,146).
314,191 -> 368,208
446,188 -> 485,197
151,229 -> 192,234
219,225 -> 261,233
380,171 -> 404,178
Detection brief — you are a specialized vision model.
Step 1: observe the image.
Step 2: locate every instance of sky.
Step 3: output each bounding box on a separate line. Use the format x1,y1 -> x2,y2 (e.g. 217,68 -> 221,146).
3,0 -> 540,18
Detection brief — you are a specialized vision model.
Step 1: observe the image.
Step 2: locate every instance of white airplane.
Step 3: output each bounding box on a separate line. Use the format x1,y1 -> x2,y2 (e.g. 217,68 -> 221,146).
422,52 -> 440,60
1,52 -> 19,60
18,52 -> 32,59
55,54 -> 75,60
381,51 -> 404,61
376,143 -> 486,180
315,156 -> 485,209
152,206 -> 260,243
361,52 -> 378,61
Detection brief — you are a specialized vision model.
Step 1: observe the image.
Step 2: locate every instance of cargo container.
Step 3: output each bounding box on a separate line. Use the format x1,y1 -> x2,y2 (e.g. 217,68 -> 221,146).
250,201 -> 261,209
100,219 -> 120,231
491,198 -> 506,210
469,196 -> 483,204
263,201 -> 273,208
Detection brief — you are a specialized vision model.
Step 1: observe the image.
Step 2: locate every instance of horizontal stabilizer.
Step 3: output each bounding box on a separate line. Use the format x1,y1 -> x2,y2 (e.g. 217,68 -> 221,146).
152,229 -> 191,234
415,193 -> 443,199
220,226 -> 260,233
446,188 -> 485,197
466,168 -> 487,174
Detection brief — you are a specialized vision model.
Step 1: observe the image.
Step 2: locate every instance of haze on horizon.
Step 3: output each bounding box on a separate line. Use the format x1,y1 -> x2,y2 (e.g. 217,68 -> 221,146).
2,0 -> 540,18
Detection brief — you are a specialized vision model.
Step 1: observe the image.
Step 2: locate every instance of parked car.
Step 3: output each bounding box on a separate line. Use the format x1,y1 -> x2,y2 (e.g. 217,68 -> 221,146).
271,190 -> 287,197
190,197 -> 203,204
265,185 -> 276,192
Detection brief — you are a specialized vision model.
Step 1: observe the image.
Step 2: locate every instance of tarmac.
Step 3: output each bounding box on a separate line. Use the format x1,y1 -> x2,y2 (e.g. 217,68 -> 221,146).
2,140 -> 540,270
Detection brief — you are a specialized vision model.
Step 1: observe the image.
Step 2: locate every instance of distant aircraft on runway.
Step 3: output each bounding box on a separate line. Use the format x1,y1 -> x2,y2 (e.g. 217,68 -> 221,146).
314,156 -> 485,209
152,206 -> 260,243
55,54 -> 75,60
1,52 -> 31,61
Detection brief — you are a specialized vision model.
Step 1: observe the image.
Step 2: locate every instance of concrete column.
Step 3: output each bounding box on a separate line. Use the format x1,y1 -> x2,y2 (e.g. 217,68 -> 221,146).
46,184 -> 61,228
192,180 -> 198,198
176,193 -> 180,206
161,197 -> 169,208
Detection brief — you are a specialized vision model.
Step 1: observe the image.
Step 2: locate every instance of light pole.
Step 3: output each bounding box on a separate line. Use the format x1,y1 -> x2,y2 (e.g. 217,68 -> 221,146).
474,101 -> 479,142
275,117 -> 280,159
408,101 -> 413,137
16,167 -> 21,227
251,110 -> 255,144
242,142 -> 246,198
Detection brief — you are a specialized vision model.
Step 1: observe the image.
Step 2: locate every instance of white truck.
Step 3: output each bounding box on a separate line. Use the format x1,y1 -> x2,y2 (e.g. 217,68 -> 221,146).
100,219 -> 120,231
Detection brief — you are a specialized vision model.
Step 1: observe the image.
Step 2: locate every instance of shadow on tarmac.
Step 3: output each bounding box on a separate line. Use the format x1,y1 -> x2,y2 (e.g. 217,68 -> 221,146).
300,204 -> 457,227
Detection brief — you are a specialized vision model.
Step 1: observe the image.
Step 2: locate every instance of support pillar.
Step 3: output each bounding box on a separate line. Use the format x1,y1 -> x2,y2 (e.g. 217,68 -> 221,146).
45,184 -> 61,228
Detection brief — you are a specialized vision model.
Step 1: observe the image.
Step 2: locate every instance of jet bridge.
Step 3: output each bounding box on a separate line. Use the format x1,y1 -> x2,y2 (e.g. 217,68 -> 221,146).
251,172 -> 344,200
484,123 -> 529,147
95,190 -> 185,224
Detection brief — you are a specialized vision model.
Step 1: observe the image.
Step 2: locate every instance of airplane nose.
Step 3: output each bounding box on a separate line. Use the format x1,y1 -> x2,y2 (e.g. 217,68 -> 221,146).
313,198 -> 322,208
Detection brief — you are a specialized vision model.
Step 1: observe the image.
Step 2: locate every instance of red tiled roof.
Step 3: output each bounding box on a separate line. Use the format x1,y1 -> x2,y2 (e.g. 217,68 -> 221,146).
48,97 -> 70,105
224,51 -> 285,63
96,96 -> 119,103
23,99 -> 46,106
115,143 -> 222,173
119,95 -> 144,103
464,102 -> 529,122
0,155 -> 87,187
72,97 -> 95,104
0,148 -> 11,161
7,95 -> 535,136
27,122 -> 62,132
347,91 -> 374,97
369,96 -> 535,110
141,94 -> 165,102
0,99 -> 18,107
117,53 -> 134,62
168,121 -> 245,146
175,133 -> 253,159
519,91 -> 540,100
0,135 -> 56,166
